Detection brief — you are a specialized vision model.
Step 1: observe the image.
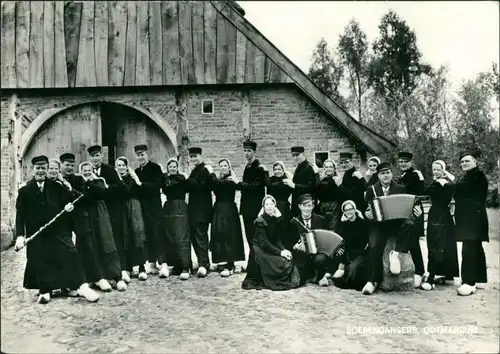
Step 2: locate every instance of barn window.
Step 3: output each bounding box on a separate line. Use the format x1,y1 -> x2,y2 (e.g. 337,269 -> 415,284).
314,151 -> 329,168
201,99 -> 214,114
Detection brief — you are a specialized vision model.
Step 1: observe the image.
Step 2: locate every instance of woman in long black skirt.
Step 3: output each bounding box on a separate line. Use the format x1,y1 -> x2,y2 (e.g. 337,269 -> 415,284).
210,159 -> 245,277
72,162 -> 124,292
421,160 -> 459,290
267,161 -> 293,222
242,195 -> 301,291
115,157 -> 148,282
316,159 -> 349,232
161,158 -> 191,280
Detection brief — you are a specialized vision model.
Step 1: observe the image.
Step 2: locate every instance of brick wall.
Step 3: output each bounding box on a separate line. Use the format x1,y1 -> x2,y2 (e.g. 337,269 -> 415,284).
183,85 -> 362,178
0,84 -> 363,246
1,96 -> 14,249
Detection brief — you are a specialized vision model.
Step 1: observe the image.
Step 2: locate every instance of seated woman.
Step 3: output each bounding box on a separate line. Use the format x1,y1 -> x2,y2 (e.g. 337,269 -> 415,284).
241,195 -> 301,291
332,200 -> 369,291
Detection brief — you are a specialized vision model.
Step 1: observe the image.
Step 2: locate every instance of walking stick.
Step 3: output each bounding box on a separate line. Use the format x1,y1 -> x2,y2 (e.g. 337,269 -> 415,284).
15,194 -> 84,252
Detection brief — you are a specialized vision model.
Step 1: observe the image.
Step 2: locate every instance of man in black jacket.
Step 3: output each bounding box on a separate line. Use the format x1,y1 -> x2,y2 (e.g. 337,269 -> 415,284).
133,144 -> 167,278
397,151 -> 426,287
238,140 -> 268,273
186,147 -> 213,277
289,194 -> 344,286
87,145 -> 127,283
286,146 -> 317,216
339,152 -> 367,210
362,162 -> 423,295
14,155 -> 99,304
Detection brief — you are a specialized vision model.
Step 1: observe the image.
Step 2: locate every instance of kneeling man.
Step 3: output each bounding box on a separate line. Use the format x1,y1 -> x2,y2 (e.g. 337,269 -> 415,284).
289,194 -> 344,286
362,162 -> 423,295
15,155 -> 99,304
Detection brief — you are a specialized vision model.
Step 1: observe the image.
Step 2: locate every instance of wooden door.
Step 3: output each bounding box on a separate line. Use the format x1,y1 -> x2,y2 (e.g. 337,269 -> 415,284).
22,104 -> 102,180
114,106 -> 176,171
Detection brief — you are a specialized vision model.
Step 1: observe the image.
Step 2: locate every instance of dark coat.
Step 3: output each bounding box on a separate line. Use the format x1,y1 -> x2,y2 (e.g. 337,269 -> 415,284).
339,216 -> 369,261
291,160 -> 317,214
15,178 -> 74,240
253,213 -> 286,255
366,172 -> 379,187
16,178 -> 86,291
238,159 -> 268,218
398,167 -> 425,195
288,213 -> 327,251
342,166 -> 367,210
186,162 -> 213,223
289,213 -> 328,273
135,161 -> 164,218
397,167 -> 425,236
454,167 -> 489,242
267,175 -> 292,221
364,180 -> 407,205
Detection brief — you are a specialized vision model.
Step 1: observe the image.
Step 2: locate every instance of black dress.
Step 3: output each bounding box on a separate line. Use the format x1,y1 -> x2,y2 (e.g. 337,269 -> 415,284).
242,213 -> 301,291
161,173 -> 192,272
425,179 -> 459,283
71,177 -> 122,283
316,175 -> 349,232
210,173 -> 245,264
267,175 -> 292,222
333,216 -> 369,291
118,174 -> 147,271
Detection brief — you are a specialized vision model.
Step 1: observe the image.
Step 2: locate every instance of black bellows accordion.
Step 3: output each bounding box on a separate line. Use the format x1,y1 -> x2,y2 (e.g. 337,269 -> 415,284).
300,229 -> 344,257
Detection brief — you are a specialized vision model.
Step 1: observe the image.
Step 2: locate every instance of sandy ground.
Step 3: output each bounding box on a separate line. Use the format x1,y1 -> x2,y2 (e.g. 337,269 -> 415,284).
1,210 -> 499,353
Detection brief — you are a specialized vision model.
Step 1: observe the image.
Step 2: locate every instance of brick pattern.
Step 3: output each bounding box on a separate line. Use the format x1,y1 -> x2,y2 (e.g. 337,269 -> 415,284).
1,85 -> 361,236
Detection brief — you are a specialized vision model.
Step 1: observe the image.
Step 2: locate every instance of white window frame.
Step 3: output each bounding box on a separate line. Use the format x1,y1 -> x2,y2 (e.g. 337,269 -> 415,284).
201,99 -> 214,115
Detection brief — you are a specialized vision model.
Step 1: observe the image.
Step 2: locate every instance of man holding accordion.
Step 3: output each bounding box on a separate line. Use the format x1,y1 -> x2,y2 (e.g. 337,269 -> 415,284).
362,162 -> 423,295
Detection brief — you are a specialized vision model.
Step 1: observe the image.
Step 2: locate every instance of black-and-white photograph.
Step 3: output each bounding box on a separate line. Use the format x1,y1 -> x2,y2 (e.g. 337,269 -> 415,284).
1,1 -> 498,353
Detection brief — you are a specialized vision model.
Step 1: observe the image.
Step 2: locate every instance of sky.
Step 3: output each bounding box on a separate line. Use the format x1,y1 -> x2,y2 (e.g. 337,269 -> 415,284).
241,1 -> 499,92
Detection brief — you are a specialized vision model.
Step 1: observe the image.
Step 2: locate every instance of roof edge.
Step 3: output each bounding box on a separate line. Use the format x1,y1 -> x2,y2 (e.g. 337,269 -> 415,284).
210,1 -> 396,154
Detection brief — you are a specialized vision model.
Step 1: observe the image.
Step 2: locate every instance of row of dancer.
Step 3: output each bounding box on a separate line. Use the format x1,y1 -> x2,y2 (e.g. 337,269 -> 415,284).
14,140 -> 489,303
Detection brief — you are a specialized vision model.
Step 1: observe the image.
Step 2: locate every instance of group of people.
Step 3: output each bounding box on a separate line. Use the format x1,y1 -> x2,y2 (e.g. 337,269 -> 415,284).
14,140 -> 489,305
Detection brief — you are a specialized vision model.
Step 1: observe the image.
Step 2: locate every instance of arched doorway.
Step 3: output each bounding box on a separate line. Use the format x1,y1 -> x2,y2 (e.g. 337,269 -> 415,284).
22,102 -> 176,180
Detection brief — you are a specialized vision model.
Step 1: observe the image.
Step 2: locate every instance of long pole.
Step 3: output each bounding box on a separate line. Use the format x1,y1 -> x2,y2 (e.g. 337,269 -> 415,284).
15,194 -> 84,252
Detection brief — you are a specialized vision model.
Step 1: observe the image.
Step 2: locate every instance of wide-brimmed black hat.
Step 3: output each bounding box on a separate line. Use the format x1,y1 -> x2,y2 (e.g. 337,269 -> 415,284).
87,145 -> 102,156
291,146 -> 304,153
188,147 -> 202,155
134,144 -> 148,153
243,141 -> 257,151
59,153 -> 76,163
376,161 -> 392,173
31,155 -> 49,166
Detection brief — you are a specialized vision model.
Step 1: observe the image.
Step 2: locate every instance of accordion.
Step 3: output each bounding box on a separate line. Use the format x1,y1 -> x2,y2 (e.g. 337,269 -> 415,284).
300,229 -> 344,257
372,194 -> 416,222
